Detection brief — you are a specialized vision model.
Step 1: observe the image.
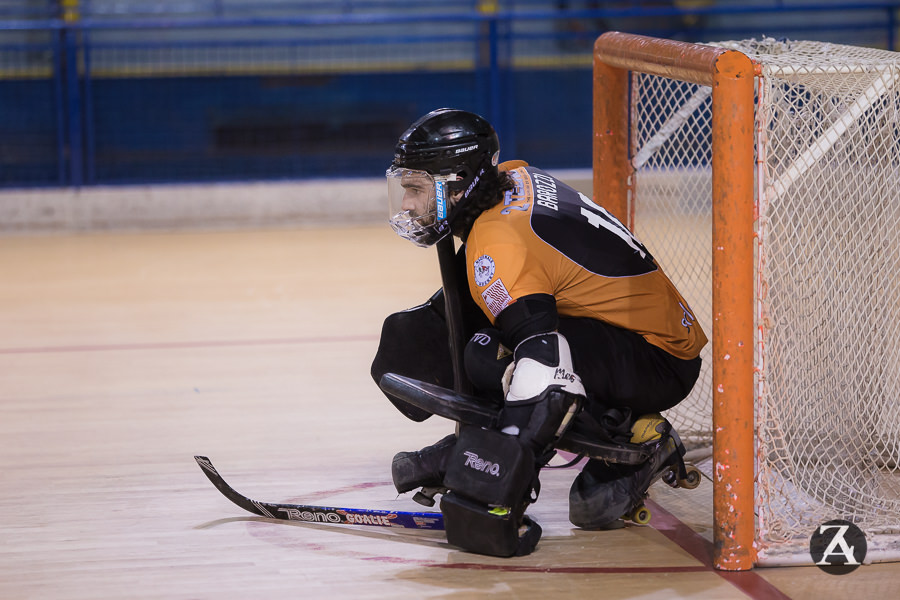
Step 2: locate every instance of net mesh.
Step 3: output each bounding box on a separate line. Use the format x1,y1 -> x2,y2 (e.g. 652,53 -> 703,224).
629,38 -> 900,562
631,75 -> 714,450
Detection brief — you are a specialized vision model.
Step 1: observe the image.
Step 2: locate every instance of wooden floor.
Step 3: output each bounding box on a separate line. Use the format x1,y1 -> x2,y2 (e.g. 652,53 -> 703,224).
2,226 -> 899,599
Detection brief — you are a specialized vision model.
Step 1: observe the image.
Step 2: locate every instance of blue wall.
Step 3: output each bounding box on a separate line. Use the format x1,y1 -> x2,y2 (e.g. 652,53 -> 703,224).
79,69 -> 590,184
0,1 -> 897,187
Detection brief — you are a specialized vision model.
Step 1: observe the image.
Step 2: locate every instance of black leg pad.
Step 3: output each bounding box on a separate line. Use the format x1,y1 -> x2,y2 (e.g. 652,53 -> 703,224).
370,296 -> 453,422
443,426 -> 535,507
440,492 -> 542,557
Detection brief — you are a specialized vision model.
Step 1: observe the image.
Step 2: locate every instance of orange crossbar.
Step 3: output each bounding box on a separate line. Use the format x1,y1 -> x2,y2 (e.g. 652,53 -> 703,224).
593,32 -> 756,571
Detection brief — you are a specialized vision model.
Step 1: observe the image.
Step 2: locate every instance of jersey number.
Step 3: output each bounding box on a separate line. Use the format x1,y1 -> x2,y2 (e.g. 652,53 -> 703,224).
577,192 -> 648,259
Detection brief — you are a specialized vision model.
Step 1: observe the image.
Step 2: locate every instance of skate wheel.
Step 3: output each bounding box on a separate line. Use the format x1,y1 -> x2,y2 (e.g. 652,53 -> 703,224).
678,466 -> 702,490
661,468 -> 678,487
630,505 -> 652,525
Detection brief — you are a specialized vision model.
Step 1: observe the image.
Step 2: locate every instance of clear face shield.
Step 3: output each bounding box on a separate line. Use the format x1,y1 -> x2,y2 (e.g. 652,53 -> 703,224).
386,166 -> 457,247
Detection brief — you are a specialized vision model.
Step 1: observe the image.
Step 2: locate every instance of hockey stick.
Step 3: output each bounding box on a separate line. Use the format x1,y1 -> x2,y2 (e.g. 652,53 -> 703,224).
194,456 -> 445,530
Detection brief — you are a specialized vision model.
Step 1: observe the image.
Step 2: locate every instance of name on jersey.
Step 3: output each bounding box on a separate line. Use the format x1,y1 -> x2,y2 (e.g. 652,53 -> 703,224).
533,172 -> 559,211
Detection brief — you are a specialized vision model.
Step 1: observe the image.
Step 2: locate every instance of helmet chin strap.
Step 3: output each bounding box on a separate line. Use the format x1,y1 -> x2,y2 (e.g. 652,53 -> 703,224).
445,190 -> 464,212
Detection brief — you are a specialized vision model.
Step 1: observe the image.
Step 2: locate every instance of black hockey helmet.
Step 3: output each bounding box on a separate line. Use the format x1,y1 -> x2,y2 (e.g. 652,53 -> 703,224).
387,108 -> 501,247
393,108 -> 500,182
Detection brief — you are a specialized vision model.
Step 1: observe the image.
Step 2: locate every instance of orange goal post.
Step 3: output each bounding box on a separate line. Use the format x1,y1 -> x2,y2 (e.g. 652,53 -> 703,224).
593,32 -> 900,570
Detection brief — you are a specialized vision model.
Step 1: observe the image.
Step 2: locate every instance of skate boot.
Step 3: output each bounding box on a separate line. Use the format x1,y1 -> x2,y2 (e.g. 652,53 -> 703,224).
568,413 -> 687,529
391,433 -> 457,497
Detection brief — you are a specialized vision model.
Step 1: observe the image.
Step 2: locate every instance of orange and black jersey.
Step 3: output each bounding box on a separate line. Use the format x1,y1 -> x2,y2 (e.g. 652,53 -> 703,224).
465,163 -> 708,360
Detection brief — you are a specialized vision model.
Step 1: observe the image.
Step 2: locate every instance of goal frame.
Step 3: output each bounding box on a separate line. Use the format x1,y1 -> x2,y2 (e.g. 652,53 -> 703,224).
592,31 -> 757,571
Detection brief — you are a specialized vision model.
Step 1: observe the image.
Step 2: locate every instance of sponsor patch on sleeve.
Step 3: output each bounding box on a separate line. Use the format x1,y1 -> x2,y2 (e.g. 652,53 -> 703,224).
473,255 -> 496,287
482,278 -> 513,317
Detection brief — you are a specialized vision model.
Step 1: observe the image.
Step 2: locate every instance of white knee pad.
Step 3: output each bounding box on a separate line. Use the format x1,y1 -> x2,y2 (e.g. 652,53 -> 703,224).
504,332 -> 585,402
500,332 -> 585,445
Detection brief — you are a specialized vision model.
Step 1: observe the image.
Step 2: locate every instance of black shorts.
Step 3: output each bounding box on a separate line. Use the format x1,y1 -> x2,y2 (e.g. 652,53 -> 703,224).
559,317 -> 702,416
372,292 -> 700,420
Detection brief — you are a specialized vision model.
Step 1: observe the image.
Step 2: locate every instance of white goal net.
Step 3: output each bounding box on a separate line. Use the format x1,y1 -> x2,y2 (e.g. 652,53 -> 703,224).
630,38 -> 900,565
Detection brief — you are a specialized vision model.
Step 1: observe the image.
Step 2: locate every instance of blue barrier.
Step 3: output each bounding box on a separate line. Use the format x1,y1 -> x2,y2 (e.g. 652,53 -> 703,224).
0,1 -> 898,187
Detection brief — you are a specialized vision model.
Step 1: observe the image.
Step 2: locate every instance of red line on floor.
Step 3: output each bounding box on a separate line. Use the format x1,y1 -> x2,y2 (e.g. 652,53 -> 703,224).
0,334 -> 378,355
427,563 -> 708,574
219,439 -> 793,593
411,500 -> 794,593
288,481 -> 393,504
283,479 -> 795,590
646,499 -> 793,599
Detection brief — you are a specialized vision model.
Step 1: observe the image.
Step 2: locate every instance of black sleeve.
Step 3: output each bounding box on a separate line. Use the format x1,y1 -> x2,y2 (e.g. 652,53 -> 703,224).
495,293 -> 559,349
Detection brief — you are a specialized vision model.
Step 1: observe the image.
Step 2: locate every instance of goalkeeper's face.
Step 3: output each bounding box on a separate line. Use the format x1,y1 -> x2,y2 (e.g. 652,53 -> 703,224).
398,170 -> 435,220
386,166 -> 456,247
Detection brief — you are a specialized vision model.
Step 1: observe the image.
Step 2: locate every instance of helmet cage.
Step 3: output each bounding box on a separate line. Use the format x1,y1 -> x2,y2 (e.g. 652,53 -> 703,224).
386,167 -> 457,247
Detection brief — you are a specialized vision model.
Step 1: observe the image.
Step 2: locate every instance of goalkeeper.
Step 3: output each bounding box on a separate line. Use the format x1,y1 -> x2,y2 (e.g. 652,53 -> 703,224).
372,108 -> 707,557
